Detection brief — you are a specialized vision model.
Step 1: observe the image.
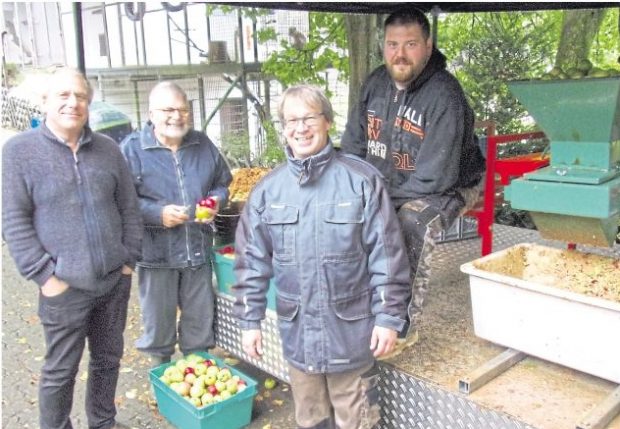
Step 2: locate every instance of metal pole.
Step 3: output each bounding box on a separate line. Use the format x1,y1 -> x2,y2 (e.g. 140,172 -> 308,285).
133,80 -> 141,126
166,11 -> 173,64
431,5 -> 440,47
237,10 -> 247,111
14,2 -> 25,67
183,5 -> 190,64
73,2 -> 86,72
26,3 -> 37,67
132,20 -> 139,65
206,5 -> 211,43
101,3 -> 111,68
198,76 -> 205,127
116,3 -> 126,66
252,17 -> 258,62
140,11 -> 147,65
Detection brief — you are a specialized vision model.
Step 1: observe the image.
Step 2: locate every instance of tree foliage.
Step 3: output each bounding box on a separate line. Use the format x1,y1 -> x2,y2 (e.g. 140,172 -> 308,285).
259,12 -> 348,92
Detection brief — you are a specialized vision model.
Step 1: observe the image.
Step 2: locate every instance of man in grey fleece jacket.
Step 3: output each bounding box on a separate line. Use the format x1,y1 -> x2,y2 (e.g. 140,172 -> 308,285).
2,68 -> 142,429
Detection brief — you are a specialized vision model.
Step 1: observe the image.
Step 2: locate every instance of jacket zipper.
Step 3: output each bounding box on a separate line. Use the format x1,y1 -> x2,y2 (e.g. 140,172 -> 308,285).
73,149 -> 107,276
172,151 -> 193,263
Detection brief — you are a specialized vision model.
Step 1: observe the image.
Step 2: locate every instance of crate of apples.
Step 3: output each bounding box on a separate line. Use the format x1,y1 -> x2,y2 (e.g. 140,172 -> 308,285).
157,353 -> 250,408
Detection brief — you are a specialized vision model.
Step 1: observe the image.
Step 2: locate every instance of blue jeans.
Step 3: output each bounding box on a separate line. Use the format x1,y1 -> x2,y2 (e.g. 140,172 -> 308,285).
37,274 -> 132,429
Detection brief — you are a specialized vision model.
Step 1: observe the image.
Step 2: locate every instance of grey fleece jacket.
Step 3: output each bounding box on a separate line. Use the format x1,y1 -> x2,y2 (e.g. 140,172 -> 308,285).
2,122 -> 143,295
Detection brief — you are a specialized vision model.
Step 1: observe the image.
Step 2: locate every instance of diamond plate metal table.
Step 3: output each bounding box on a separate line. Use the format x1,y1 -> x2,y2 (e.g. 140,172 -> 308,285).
214,225 -> 620,429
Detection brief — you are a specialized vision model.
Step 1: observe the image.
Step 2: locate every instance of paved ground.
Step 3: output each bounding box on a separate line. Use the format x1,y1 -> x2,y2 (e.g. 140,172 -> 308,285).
0,127 -> 296,429
1,240 -> 297,429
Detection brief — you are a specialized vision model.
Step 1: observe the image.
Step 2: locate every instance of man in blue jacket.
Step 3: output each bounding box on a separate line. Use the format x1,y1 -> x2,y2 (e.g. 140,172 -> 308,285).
233,85 -> 410,429
2,68 -> 142,429
121,82 -> 232,366
341,8 -> 486,359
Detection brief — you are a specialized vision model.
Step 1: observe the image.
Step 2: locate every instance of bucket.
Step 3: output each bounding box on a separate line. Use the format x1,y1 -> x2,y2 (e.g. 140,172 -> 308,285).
214,201 -> 244,246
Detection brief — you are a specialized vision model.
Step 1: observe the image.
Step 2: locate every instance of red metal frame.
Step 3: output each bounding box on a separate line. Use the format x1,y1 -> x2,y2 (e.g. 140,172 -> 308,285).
466,123 -> 548,256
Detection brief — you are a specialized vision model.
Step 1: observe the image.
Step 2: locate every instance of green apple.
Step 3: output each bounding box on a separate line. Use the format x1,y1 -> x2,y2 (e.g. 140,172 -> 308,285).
264,377 -> 277,390
159,374 -> 172,385
164,366 -> 184,383
206,366 -> 219,378
225,379 -> 238,394
186,353 -> 205,364
175,359 -> 189,372
204,374 -> 216,386
190,383 -> 205,398
201,392 -> 215,406
194,362 -> 207,376
214,380 -> 226,393
220,390 -> 232,400
217,368 -> 232,382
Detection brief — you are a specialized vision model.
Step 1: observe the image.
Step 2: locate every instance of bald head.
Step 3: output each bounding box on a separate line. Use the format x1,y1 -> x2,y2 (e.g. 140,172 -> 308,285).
148,81 -> 188,109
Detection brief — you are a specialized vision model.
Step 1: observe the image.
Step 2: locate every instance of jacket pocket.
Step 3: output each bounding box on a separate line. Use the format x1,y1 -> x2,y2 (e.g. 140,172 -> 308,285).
332,290 -> 372,321
322,198 -> 364,259
141,226 -> 172,264
262,204 -> 298,264
275,294 -> 300,322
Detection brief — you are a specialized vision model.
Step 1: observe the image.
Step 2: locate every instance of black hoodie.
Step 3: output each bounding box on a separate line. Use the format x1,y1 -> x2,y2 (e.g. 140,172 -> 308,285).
341,48 -> 485,211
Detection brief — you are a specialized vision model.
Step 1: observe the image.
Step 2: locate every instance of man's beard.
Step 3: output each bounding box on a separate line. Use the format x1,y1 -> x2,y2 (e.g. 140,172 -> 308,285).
387,60 -> 416,85
163,124 -> 189,139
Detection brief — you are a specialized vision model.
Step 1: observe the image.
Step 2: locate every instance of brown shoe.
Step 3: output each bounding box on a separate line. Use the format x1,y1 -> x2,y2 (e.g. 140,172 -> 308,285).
378,330 -> 419,361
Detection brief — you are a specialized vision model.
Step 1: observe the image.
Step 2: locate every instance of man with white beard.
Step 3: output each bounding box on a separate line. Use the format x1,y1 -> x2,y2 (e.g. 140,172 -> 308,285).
120,82 -> 232,366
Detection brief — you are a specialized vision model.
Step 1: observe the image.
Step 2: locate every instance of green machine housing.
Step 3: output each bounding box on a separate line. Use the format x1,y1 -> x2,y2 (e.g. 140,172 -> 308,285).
505,77 -> 620,247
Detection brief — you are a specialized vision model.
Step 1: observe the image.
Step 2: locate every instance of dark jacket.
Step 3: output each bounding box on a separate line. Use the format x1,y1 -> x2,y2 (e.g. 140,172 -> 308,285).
341,48 -> 485,211
233,142 -> 410,374
120,123 -> 232,268
2,122 -> 143,295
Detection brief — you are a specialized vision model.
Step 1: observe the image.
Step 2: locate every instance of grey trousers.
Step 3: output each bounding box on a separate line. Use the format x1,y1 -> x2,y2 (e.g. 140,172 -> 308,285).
288,362 -> 380,429
37,274 -> 131,429
135,263 -> 215,358
397,179 -> 484,336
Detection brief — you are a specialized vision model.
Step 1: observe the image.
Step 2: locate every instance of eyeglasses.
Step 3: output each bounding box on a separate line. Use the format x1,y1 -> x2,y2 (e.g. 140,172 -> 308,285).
155,108 -> 190,116
283,113 -> 324,130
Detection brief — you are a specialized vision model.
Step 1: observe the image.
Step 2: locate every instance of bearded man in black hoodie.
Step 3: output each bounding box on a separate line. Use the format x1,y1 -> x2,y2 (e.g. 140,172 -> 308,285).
341,8 -> 486,359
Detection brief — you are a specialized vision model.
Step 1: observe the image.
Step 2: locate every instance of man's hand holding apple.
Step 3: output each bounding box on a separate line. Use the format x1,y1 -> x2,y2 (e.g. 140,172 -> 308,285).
194,196 -> 219,223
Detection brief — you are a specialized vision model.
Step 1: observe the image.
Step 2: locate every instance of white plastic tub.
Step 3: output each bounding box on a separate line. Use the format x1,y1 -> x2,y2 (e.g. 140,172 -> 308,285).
460,243 -> 620,383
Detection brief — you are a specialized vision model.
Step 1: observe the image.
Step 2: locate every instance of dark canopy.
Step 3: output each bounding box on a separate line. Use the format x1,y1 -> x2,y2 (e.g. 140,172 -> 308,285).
216,2 -> 616,14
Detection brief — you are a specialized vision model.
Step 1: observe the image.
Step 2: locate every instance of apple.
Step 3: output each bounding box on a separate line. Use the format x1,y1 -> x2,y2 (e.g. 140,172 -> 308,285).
184,366 -> 195,375
206,366 -> 219,378
171,381 -> 191,397
264,377 -> 277,390
204,374 -> 216,386
188,397 -> 202,407
200,196 -> 218,209
186,353 -> 205,364
175,359 -> 189,373
194,362 -> 207,376
190,383 -> 205,398
237,383 -> 247,393
207,384 -> 218,395
220,390 -> 232,400
159,374 -> 172,385
201,392 -> 214,406
184,372 -> 197,385
214,380 -> 226,393
164,366 -> 184,383
217,368 -> 232,382
225,379 -> 238,394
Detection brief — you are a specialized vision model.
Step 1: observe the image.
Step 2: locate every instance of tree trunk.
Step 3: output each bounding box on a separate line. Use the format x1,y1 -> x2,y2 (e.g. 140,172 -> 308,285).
344,14 -> 382,119
555,9 -> 607,69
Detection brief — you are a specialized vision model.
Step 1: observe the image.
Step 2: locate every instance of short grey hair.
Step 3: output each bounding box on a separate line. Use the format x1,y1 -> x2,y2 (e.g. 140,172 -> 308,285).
45,67 -> 94,103
277,84 -> 334,124
148,81 -> 188,108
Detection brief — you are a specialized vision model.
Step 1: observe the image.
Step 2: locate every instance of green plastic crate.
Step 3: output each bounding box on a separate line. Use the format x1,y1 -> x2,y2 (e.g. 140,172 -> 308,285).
212,244 -> 277,310
149,351 -> 258,429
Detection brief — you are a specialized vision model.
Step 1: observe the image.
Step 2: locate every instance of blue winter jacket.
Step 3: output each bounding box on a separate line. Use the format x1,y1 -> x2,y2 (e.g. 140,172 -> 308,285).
233,141 -> 410,374
120,123 -> 232,268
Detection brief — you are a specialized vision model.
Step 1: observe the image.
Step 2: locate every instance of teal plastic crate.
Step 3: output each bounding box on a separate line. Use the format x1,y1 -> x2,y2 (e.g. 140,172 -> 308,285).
212,244 -> 276,310
149,351 -> 258,429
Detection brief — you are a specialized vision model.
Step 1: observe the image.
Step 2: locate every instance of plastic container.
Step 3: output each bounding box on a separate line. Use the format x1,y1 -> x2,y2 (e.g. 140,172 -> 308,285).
214,201 -> 244,246
149,351 -> 258,429
461,243 -> 620,383
212,243 -> 276,310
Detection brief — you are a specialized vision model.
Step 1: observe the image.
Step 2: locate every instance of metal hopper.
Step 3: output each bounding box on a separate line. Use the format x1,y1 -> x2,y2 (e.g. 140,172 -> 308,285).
505,77 -> 620,246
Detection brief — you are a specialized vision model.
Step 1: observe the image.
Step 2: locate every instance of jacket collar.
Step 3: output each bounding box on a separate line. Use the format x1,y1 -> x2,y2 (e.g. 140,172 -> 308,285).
40,120 -> 93,148
286,140 -> 334,186
140,121 -> 200,150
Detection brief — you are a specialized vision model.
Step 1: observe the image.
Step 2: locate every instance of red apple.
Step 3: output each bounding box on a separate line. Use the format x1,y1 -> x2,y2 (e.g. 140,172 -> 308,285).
207,385 -> 218,395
